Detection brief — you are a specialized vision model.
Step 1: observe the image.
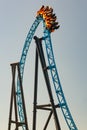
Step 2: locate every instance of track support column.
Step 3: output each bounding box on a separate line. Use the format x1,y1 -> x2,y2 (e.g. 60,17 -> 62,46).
8,62 -> 29,130
33,36 -> 61,130
32,47 -> 39,130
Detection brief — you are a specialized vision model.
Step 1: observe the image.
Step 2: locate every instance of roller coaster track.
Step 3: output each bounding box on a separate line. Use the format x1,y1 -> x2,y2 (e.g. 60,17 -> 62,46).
17,9 -> 78,130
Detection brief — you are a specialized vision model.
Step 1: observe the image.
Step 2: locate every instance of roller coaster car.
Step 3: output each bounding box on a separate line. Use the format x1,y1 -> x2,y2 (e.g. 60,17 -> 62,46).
46,16 -> 56,21
46,13 -> 55,17
45,9 -> 53,14
49,22 -> 60,32
37,5 -> 45,15
51,25 -> 60,30
44,6 -> 49,12
52,22 -> 59,26
52,13 -> 56,17
37,5 -> 60,32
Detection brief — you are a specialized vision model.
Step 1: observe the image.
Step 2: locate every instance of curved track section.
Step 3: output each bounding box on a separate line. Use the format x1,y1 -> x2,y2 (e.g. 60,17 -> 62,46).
44,29 -> 78,130
17,16 -> 42,129
17,8 -> 78,130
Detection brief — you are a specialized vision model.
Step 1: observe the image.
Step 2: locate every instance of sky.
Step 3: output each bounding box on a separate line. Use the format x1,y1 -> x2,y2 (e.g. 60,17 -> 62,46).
0,0 -> 87,130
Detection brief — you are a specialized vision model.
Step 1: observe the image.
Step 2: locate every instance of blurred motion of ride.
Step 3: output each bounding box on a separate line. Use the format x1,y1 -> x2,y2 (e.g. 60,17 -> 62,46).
37,5 -> 60,32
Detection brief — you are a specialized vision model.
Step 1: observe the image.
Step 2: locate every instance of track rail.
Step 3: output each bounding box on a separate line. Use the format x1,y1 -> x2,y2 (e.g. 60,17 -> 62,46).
17,15 -> 78,130
17,16 -> 42,130
44,29 -> 78,130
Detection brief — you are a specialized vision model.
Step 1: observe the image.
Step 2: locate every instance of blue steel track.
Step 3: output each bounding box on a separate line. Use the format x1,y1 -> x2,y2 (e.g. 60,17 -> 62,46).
17,15 -> 78,130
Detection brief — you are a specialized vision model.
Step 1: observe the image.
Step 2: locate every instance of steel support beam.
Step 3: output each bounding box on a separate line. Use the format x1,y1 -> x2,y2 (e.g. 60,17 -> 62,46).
8,62 -> 29,130
33,36 -> 61,130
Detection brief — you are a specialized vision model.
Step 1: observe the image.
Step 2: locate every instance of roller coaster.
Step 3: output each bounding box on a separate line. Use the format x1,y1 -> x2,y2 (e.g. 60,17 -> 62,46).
8,6 -> 78,130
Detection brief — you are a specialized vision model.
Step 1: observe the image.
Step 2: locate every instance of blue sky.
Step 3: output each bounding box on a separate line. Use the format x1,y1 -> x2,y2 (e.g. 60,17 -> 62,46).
0,0 -> 87,130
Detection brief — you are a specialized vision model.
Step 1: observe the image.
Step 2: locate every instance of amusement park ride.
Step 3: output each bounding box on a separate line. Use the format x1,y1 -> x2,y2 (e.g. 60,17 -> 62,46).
8,6 -> 78,130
